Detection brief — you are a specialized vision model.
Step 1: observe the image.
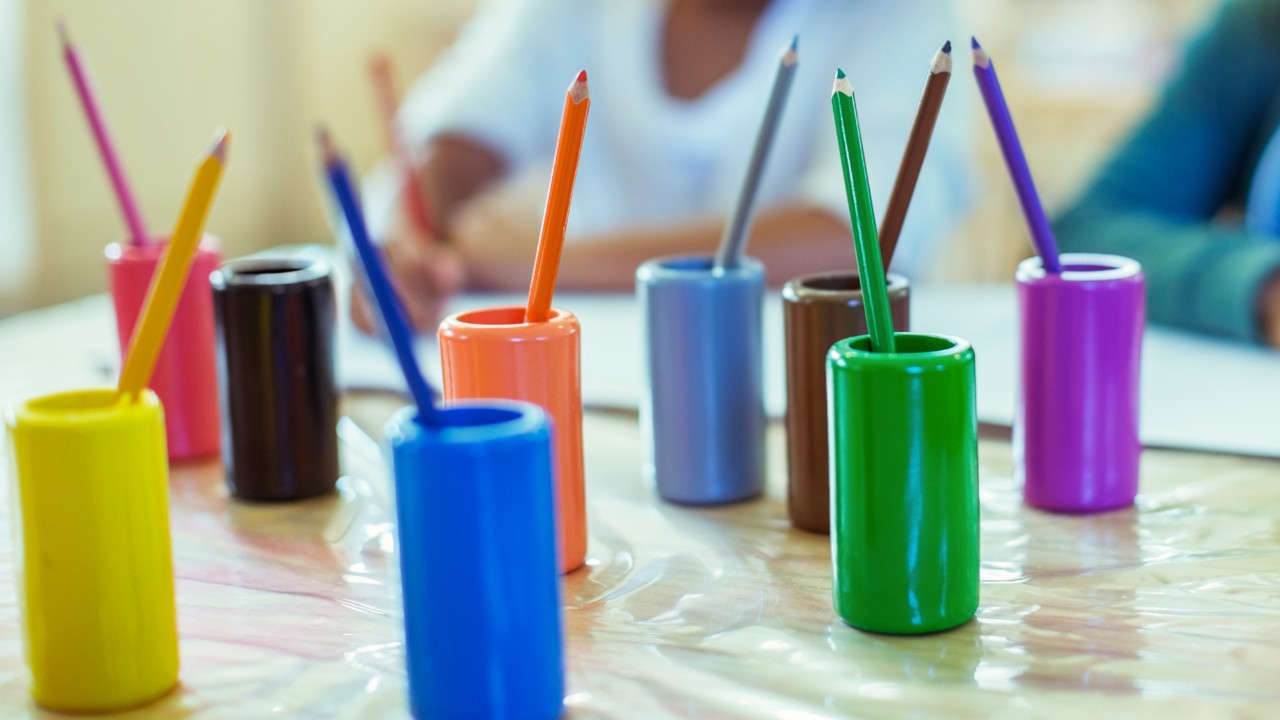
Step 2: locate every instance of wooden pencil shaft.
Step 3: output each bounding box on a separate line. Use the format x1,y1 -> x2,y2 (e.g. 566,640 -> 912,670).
879,65 -> 950,270
832,76 -> 895,353
118,132 -> 227,398
971,43 -> 1061,272
60,23 -> 150,246
715,43 -> 798,270
525,74 -> 590,323
321,134 -> 441,424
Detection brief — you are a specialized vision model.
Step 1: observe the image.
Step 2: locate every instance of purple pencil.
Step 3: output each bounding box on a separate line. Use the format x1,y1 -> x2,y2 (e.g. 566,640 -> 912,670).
971,37 -> 1061,273
58,19 -> 150,247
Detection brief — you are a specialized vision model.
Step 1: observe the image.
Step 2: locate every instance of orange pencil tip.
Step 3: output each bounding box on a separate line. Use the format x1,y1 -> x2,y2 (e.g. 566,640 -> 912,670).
576,70 -> 587,83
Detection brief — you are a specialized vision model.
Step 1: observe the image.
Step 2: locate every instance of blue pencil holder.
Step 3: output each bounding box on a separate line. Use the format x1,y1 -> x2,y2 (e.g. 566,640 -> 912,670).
636,254 -> 766,504
387,401 -> 564,720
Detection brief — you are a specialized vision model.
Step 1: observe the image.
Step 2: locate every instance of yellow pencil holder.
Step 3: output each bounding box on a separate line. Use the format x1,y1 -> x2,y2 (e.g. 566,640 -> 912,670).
4,388 -> 179,713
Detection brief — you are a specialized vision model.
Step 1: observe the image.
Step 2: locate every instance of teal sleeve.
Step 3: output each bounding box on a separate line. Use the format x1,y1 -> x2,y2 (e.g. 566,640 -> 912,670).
1053,0 -> 1280,343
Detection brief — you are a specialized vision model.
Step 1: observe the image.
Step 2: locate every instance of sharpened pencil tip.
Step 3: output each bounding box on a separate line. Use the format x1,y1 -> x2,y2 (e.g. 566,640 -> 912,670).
970,36 -> 981,50
569,70 -> 590,103
209,128 -> 230,163
942,40 -> 952,54
832,70 -> 853,97
790,34 -> 798,52
55,17 -> 69,45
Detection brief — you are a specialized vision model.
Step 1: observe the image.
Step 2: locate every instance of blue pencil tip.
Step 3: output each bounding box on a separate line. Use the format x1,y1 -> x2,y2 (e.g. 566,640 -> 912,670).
790,34 -> 798,52
942,40 -> 952,54
970,36 -> 981,50
835,68 -> 846,80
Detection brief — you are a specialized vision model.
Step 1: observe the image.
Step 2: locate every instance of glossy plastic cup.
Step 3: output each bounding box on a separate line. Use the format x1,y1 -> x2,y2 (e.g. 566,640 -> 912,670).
636,254 -> 765,505
828,333 -> 979,635
389,400 -> 563,720
106,235 -> 221,460
211,258 -> 339,502
782,271 -> 910,533
1015,253 -> 1145,513
4,389 -> 179,712
438,306 -> 586,573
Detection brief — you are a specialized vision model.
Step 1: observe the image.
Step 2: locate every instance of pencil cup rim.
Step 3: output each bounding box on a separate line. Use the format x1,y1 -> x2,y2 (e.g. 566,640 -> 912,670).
210,257 -> 332,292
1016,253 -> 1142,283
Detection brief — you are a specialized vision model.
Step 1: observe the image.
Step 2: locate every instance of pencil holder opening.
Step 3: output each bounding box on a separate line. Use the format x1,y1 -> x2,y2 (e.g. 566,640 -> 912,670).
790,272 -> 911,295
1016,253 -> 1142,283
211,257 -> 330,290
453,306 -> 571,327
841,332 -> 962,357
25,388 -> 121,414
659,256 -> 714,272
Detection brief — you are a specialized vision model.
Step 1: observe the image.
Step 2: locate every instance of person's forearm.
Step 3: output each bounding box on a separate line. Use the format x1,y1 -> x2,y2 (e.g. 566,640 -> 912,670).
416,133 -> 507,238
1261,272 -> 1280,348
555,205 -> 851,290
1055,202 -> 1280,343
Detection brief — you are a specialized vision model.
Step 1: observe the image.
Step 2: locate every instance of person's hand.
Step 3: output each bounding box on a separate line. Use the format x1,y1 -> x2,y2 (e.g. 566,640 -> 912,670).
350,202 -> 465,334
1263,273 -> 1280,349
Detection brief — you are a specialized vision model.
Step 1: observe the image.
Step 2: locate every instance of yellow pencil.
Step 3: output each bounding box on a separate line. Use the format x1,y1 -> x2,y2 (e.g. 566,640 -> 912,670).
117,128 -> 229,401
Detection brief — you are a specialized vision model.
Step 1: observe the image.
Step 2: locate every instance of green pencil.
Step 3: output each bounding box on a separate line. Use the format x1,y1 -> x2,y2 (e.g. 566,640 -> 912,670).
832,69 -> 895,353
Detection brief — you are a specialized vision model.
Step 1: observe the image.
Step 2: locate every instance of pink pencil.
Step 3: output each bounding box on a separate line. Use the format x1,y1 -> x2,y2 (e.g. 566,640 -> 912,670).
58,19 -> 150,246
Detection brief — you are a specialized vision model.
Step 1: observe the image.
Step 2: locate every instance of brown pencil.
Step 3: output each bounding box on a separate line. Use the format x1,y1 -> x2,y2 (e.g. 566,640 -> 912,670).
878,40 -> 952,270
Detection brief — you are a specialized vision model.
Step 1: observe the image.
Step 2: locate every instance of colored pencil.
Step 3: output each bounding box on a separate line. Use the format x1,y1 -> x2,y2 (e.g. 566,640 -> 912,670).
878,40 -> 952,271
319,128 -> 443,426
714,35 -> 799,270
58,19 -> 150,246
971,37 -> 1061,273
117,129 -> 228,400
831,70 -> 895,353
369,54 -> 436,236
525,70 -> 591,323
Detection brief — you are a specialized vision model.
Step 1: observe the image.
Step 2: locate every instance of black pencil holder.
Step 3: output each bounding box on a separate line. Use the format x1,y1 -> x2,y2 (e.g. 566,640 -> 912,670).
211,257 -> 339,502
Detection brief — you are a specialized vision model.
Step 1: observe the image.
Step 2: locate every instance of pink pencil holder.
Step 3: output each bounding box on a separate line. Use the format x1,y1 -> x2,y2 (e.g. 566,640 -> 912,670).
106,235 -> 222,460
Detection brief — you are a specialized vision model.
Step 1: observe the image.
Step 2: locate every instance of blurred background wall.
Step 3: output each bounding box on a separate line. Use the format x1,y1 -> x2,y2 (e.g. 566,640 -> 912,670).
0,0 -> 1219,316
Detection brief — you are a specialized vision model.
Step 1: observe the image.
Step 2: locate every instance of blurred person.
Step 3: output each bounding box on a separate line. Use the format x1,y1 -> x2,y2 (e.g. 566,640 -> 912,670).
354,0 -> 968,331
1055,0 -> 1280,347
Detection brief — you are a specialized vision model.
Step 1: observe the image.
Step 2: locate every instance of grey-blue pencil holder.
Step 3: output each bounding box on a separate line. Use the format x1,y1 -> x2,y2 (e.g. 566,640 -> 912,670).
636,254 -> 766,505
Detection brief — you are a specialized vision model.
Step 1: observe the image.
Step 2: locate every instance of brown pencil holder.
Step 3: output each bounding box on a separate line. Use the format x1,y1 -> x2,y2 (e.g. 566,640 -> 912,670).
782,271 -> 910,533
211,257 -> 339,502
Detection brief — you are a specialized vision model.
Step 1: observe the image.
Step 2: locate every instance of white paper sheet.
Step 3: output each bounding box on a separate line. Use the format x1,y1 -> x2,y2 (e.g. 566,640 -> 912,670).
337,276 -> 1280,457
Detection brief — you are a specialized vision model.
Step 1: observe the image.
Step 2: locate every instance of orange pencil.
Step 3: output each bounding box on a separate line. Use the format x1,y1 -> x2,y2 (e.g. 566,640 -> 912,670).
524,70 -> 590,323
369,54 -> 435,236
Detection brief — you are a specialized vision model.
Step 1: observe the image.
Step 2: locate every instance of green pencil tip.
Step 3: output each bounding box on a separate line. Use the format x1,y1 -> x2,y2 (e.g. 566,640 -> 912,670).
836,68 -> 846,79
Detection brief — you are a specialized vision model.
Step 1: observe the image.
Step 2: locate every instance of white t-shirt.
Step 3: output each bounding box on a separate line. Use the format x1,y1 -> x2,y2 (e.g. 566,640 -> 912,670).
400,0 -> 969,278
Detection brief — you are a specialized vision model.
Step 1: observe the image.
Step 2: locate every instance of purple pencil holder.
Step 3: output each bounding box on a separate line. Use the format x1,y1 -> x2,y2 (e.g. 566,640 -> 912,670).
1015,253 -> 1145,513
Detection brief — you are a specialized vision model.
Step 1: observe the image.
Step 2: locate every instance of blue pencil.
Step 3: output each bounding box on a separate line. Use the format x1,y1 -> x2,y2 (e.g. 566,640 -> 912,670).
318,128 -> 443,425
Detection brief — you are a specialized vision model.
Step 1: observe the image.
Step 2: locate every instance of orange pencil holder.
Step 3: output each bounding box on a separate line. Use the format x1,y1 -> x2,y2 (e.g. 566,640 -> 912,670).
438,306 -> 586,574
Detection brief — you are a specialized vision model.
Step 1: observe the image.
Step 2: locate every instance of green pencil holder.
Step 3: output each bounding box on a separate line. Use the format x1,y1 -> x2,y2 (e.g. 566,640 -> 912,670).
827,333 -> 979,635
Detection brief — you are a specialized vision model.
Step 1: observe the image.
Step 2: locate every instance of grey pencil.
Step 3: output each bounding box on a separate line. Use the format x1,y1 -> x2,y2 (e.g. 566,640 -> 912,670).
714,35 -> 799,270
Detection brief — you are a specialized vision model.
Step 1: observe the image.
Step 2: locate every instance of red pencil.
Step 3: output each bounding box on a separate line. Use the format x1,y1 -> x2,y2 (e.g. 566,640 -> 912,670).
370,55 -> 436,236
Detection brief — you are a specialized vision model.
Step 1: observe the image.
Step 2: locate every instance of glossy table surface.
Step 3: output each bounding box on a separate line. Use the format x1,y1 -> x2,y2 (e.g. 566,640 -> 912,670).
2,296 -> 1280,718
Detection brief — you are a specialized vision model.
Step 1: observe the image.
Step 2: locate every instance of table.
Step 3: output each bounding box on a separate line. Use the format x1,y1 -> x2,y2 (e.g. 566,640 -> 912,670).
2,297 -> 1280,718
